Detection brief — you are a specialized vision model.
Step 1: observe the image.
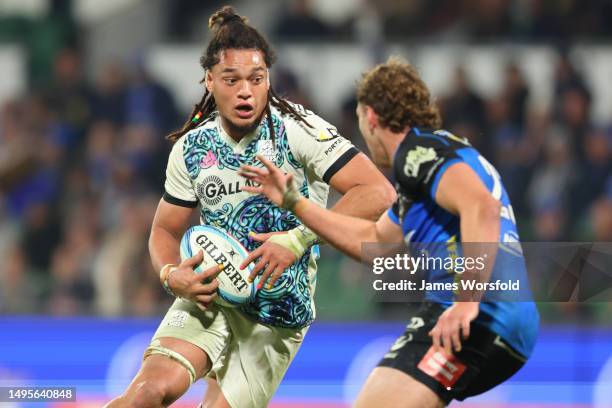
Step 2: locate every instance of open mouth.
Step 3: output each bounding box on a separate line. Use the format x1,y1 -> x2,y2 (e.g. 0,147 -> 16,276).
234,103 -> 254,119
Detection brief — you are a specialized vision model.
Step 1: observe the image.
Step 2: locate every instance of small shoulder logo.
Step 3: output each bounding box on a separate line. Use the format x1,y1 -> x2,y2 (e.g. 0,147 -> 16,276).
257,140 -> 276,161
433,129 -> 470,146
315,127 -> 340,142
404,146 -> 437,178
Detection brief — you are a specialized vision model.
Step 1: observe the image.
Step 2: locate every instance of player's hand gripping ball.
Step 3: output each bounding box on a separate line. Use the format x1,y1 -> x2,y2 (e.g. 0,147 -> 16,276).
180,225 -> 259,307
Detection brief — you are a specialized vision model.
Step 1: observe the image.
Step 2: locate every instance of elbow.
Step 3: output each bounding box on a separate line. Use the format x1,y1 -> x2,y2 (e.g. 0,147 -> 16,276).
477,195 -> 501,225
148,227 -> 157,254
148,223 -> 167,254
382,182 -> 397,207
372,181 -> 396,215
372,176 -> 396,207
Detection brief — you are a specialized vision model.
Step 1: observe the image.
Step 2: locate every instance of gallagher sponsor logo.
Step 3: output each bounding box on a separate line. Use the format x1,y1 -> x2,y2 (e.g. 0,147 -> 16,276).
197,175 -> 259,206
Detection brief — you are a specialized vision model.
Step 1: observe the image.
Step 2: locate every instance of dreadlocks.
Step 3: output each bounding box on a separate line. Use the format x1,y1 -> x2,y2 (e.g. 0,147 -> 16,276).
167,6 -> 312,143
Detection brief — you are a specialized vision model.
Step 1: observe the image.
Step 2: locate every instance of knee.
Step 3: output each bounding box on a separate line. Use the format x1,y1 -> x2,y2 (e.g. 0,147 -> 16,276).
129,379 -> 170,408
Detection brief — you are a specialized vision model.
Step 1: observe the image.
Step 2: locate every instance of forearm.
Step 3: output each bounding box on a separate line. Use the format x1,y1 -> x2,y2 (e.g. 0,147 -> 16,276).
458,201 -> 501,301
288,183 -> 394,256
292,197 -> 379,261
149,226 -> 183,273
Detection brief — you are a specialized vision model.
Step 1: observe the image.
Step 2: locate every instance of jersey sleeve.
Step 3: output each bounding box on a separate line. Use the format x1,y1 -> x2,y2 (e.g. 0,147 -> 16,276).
163,136 -> 198,208
394,131 -> 462,200
387,205 -> 400,225
285,109 -> 359,184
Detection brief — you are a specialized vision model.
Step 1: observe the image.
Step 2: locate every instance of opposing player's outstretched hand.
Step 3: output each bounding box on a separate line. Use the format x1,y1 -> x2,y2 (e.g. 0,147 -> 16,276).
168,250 -> 223,308
241,231 -> 297,291
429,302 -> 479,355
239,154 -> 292,207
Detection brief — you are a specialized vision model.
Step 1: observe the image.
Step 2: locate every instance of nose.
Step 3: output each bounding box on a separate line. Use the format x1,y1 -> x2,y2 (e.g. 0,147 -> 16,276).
237,80 -> 252,99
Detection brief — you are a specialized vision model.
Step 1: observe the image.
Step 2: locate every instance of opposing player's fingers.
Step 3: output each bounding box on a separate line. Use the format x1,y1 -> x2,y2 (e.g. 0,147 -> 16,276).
266,265 -> 285,289
256,154 -> 277,172
461,319 -> 471,339
240,164 -> 268,176
257,262 -> 276,290
241,247 -> 262,270
249,231 -> 274,242
237,170 -> 263,181
240,185 -> 263,194
249,257 -> 268,281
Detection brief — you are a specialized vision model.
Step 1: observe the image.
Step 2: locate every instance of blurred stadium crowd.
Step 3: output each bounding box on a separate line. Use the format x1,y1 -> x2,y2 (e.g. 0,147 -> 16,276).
0,0 -> 610,319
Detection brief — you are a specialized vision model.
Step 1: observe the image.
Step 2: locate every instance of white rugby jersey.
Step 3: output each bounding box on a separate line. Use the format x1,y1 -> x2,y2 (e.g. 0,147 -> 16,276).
163,103 -> 358,328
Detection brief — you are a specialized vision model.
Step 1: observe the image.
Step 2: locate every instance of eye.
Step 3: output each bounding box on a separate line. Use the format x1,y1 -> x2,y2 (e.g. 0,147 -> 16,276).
224,78 -> 237,85
252,76 -> 264,84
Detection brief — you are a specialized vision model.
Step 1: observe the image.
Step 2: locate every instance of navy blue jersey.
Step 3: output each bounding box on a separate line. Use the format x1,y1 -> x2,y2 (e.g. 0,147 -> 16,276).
388,127 -> 538,358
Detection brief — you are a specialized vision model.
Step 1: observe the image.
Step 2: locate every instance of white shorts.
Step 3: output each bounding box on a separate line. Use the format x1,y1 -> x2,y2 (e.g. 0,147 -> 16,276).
148,298 -> 307,407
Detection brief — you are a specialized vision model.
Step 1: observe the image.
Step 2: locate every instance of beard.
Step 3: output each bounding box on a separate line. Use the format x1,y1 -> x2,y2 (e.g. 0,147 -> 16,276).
221,109 -> 265,139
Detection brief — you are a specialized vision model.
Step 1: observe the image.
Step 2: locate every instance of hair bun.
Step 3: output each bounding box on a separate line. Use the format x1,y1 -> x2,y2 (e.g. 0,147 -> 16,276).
209,6 -> 248,33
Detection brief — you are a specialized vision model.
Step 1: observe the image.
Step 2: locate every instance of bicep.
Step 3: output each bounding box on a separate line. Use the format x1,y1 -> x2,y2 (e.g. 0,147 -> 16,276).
434,162 -> 494,215
151,198 -> 197,239
329,153 -> 392,194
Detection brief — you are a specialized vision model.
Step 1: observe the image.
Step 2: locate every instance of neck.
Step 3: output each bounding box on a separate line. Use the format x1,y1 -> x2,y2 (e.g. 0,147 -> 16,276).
380,126 -> 410,165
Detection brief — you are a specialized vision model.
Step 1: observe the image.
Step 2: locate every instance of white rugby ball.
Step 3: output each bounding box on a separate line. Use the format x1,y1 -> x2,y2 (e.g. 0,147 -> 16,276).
180,225 -> 257,307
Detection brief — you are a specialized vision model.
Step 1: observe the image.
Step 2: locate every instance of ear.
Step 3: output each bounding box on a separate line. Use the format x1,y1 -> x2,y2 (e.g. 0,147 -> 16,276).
365,106 -> 379,131
205,70 -> 213,93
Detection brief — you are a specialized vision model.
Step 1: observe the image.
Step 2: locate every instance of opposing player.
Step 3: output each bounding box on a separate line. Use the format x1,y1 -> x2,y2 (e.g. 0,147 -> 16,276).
240,57 -> 539,407
104,6 -> 394,408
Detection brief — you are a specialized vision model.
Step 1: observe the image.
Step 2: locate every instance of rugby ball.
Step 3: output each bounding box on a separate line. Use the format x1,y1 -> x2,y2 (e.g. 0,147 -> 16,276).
180,225 -> 257,307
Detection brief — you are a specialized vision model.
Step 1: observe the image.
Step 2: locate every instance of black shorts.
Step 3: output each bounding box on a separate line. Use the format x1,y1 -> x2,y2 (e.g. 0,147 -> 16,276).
378,302 -> 527,404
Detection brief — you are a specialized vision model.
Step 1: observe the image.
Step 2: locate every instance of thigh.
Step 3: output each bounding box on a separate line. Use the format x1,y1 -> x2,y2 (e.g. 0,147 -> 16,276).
456,330 -> 526,400
354,367 -> 445,408
214,308 -> 308,408
155,337 -> 213,379
377,303 -> 527,403
152,299 -> 232,379
378,303 -> 458,403
201,379 -> 231,408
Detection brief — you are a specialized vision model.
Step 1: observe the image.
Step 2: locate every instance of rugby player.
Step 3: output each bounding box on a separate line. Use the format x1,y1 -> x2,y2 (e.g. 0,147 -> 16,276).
104,6 -> 394,408
240,57 -> 539,407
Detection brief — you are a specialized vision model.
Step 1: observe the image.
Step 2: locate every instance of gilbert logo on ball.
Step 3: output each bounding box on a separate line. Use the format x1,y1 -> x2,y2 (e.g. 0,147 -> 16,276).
180,225 -> 257,307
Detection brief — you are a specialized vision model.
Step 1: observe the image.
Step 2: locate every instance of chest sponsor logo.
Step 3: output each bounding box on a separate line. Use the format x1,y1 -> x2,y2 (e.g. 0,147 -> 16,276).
196,175 -> 259,206
404,146 -> 437,178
